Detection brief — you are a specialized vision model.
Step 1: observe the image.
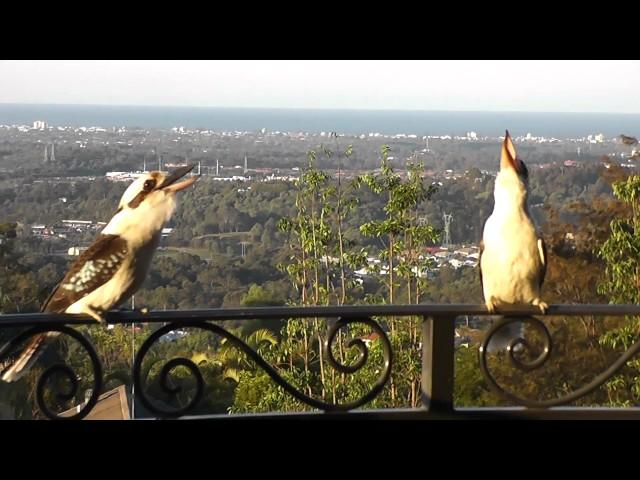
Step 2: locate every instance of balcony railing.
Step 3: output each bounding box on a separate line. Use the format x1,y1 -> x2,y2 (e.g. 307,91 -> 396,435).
1,304 -> 640,420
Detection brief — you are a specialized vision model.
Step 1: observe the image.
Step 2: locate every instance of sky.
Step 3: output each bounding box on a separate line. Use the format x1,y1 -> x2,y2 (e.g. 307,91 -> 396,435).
0,60 -> 639,113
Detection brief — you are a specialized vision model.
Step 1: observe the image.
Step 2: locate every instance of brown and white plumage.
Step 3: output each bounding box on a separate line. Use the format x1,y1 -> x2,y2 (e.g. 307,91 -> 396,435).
479,131 -> 547,315
1,165 -> 198,382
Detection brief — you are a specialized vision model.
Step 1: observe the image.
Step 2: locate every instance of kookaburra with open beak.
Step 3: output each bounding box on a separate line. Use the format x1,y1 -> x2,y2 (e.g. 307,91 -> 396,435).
1,165 -> 198,383
479,131 -> 547,315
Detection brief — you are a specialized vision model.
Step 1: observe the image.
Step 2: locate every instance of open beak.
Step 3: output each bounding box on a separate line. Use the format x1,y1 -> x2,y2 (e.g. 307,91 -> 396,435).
160,164 -> 199,193
500,130 -> 523,174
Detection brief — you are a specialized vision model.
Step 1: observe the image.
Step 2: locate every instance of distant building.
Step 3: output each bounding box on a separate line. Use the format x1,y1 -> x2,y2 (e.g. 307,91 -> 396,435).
62,220 -> 93,229
262,174 -> 297,182
212,175 -> 251,182
361,332 -> 381,345
106,172 -> 139,182
164,163 -> 189,169
449,258 -> 464,269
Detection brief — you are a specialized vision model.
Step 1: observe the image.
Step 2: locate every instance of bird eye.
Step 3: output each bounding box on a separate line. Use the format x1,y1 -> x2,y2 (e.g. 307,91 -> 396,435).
143,179 -> 156,191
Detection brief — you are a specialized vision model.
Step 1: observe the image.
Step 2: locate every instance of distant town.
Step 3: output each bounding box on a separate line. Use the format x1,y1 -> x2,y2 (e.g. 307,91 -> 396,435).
3,119 -> 637,183
1,118 -> 637,279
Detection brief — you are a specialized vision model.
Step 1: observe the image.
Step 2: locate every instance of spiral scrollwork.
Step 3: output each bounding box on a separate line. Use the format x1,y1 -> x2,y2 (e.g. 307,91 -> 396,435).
479,316 -> 640,408
323,317 -> 392,408
133,317 -> 392,418
325,322 -> 369,374
0,325 -> 103,420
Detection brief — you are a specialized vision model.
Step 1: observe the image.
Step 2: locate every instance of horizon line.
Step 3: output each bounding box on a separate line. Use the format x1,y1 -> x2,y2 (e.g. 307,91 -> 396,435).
1,102 -> 639,116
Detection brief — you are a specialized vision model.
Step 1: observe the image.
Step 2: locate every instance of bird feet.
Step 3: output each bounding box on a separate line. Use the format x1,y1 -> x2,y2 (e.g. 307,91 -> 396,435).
485,298 -> 498,314
485,298 -> 548,314
532,298 -> 548,314
85,305 -> 107,324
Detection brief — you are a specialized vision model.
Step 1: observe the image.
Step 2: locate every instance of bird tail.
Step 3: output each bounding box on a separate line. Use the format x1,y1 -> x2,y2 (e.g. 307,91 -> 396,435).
0,332 -> 59,383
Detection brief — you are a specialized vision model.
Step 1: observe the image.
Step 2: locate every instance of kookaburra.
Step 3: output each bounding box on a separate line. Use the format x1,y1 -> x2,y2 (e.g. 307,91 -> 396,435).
479,131 -> 547,315
1,165 -> 198,382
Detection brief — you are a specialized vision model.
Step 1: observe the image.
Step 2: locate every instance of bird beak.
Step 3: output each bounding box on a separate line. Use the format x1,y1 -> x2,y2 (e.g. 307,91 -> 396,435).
500,130 -> 523,174
159,164 -> 198,193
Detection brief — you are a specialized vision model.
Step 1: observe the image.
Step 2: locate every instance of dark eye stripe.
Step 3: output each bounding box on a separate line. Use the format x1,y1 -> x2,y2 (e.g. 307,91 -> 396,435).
128,191 -> 148,209
128,178 -> 157,208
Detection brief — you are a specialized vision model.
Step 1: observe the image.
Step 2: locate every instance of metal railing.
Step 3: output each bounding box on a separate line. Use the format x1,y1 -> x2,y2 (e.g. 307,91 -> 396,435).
2,304 -> 640,420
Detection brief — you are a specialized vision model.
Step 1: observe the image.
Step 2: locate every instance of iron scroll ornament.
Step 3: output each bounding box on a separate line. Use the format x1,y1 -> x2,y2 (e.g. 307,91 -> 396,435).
478,316 -> 640,408
132,317 -> 393,418
0,325 -> 103,420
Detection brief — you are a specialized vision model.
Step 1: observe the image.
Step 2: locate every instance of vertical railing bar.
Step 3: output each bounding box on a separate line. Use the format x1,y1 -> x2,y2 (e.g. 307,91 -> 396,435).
421,314 -> 455,414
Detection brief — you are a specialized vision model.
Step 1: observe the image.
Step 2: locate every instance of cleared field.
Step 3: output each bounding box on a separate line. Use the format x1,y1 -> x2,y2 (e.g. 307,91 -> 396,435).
192,231 -> 249,240
161,246 -> 211,258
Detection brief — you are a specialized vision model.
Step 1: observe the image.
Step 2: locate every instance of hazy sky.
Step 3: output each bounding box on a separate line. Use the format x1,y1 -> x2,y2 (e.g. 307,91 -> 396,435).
1,60 -> 639,113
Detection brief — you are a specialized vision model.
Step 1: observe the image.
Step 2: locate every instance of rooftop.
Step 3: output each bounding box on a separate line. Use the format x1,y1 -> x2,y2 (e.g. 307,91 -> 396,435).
60,385 -> 130,420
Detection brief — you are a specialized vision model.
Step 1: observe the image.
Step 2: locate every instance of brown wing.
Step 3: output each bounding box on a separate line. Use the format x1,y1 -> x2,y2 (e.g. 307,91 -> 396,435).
42,234 -> 129,313
537,237 -> 547,289
478,239 -> 484,292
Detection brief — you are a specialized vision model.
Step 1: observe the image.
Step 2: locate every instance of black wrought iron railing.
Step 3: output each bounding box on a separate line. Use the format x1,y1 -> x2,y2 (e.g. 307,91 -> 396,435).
2,304 -> 640,420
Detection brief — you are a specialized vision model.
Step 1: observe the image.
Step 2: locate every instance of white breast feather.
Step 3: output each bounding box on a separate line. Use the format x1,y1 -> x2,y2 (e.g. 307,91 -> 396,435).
481,211 -> 542,306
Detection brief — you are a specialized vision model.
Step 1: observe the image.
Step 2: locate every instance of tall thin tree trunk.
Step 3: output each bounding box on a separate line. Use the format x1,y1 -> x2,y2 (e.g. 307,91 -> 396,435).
301,246 -> 307,305
315,319 -> 326,399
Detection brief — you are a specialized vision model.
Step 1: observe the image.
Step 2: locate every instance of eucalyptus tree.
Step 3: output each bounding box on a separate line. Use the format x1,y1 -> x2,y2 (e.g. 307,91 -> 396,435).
358,146 -> 439,406
598,174 -> 640,405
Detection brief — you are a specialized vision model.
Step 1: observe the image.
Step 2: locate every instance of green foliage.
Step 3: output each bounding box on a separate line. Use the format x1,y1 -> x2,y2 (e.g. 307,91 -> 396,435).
240,284 -> 285,307
230,145 -> 441,412
597,174 -> 640,405
3,134 -> 640,416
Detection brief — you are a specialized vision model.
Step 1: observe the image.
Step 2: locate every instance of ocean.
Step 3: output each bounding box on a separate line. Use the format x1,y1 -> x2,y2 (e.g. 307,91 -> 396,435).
0,103 -> 638,138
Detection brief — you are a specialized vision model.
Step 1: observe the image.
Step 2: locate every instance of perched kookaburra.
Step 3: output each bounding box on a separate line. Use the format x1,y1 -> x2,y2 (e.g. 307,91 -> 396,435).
620,134 -> 638,146
1,165 -> 198,382
479,131 -> 547,315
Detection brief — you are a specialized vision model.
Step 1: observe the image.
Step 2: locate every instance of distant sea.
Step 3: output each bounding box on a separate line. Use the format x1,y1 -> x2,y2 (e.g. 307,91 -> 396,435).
0,103 -> 638,138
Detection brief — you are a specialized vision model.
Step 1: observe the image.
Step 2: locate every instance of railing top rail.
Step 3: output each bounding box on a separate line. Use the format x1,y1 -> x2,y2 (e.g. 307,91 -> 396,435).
2,303 -> 640,419
1,303 -> 639,327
